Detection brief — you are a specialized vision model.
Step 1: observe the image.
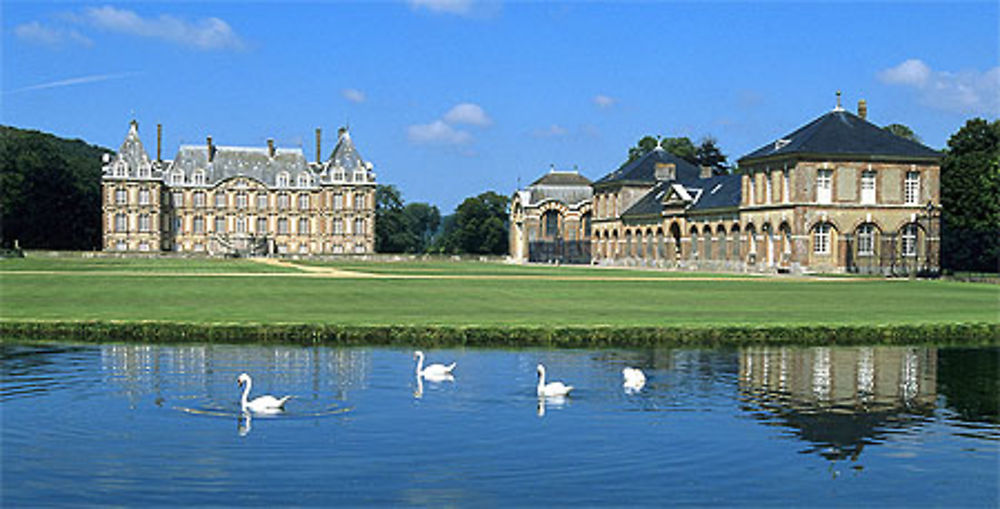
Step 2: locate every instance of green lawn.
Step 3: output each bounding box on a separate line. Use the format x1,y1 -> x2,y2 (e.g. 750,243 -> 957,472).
0,254 -> 298,273
296,259 -> 755,278
1,260 -> 996,327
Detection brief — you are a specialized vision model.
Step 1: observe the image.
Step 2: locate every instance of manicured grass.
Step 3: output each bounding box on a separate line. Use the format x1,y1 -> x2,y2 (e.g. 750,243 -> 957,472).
296,259 -> 754,278
1,270 -> 996,327
0,254 -> 299,273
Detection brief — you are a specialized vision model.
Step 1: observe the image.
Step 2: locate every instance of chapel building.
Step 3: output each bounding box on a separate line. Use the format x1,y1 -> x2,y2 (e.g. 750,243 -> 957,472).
101,121 -> 377,256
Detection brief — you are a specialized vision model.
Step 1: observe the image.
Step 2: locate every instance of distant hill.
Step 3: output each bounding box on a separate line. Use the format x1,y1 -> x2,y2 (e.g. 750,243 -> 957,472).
0,126 -> 113,250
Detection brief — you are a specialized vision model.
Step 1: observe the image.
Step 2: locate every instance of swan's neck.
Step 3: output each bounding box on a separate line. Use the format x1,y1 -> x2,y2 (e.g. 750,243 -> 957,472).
537,369 -> 546,390
240,378 -> 252,409
415,353 -> 424,375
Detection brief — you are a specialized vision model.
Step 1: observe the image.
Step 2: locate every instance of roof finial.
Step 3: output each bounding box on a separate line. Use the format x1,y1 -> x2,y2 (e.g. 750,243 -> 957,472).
834,90 -> 843,111
549,163 -> 555,173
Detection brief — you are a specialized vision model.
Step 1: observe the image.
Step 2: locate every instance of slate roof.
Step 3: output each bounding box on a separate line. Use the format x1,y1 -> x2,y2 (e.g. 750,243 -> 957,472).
114,120 -> 153,173
530,171 -> 592,187
740,109 -> 942,163
169,145 -> 313,187
520,170 -> 593,206
621,181 -> 672,217
595,147 -> 703,186
621,173 -> 742,218
328,129 -> 366,171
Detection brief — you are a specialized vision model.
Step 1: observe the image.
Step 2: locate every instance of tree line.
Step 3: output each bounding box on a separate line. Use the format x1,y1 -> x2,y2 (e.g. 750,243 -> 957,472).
2,122 -> 995,272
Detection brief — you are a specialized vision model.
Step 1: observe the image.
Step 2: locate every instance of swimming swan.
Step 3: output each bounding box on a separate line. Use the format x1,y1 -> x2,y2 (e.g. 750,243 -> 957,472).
537,363 -> 574,397
622,367 -> 646,391
414,350 -> 456,378
237,373 -> 291,414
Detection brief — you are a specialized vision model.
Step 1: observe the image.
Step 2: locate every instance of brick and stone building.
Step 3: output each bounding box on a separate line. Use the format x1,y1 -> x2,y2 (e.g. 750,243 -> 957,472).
510,97 -> 943,275
509,168 -> 592,263
102,121 -> 376,256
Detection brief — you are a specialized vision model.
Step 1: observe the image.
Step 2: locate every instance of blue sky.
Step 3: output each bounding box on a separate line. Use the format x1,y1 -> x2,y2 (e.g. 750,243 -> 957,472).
3,1 -> 997,211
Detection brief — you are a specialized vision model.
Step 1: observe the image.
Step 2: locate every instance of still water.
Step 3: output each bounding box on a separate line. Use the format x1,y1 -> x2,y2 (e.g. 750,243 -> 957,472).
2,342 -> 997,506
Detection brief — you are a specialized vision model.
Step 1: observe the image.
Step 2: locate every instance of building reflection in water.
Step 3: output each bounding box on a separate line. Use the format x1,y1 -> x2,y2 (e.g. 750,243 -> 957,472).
739,346 -> 937,462
100,344 -> 370,410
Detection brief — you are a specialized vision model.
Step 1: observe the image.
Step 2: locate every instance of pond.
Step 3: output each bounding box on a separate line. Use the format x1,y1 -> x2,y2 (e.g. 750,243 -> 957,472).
2,342 -> 997,506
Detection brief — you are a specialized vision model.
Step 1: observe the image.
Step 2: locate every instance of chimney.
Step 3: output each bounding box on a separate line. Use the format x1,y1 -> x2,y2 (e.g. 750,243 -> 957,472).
206,135 -> 214,162
338,126 -> 347,140
315,128 -> 322,163
654,162 -> 676,181
700,165 -> 714,179
858,99 -> 868,121
156,124 -> 162,162
267,138 -> 275,158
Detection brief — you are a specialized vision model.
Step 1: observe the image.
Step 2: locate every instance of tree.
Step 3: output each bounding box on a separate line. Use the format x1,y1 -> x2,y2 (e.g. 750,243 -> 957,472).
432,191 -> 508,255
404,202 -> 440,253
884,123 -> 921,143
695,136 -> 729,173
374,184 -> 416,253
940,118 -> 1000,273
659,137 -> 697,165
626,135 -> 659,164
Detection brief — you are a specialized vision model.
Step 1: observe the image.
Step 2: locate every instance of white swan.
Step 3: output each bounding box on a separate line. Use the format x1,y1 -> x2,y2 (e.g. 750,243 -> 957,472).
237,373 -> 291,414
537,363 -> 573,397
414,350 -> 456,378
623,367 -> 646,391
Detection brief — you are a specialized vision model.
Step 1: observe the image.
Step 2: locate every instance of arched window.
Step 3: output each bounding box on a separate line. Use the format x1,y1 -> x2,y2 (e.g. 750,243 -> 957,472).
901,223 -> 918,257
542,210 -> 560,238
813,223 -> 831,254
690,227 -> 699,258
857,223 -> 876,256
581,212 -> 591,239
717,226 -> 728,260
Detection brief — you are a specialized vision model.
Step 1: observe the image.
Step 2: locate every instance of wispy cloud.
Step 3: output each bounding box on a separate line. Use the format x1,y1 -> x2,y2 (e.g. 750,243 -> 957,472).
593,94 -> 617,108
14,21 -> 93,48
79,6 -> 245,51
443,102 -> 492,126
531,124 -> 569,138
407,120 -> 473,145
408,102 -> 492,147
6,72 -> 141,94
878,59 -> 1000,115
342,88 -> 366,103
407,0 -> 501,18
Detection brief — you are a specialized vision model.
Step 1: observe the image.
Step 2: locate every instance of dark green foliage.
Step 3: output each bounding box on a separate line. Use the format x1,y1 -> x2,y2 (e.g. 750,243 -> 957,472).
936,348 -> 1000,424
883,123 -> 921,143
432,191 -> 508,255
627,135 -> 660,163
0,126 -> 112,249
695,136 -> 730,174
659,137 -> 697,164
2,320 -> 997,347
940,118 -> 1000,273
374,184 -> 441,253
623,135 -> 712,168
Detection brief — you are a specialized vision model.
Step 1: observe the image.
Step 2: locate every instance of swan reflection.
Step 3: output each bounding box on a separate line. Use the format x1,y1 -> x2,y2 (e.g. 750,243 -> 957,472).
537,395 -> 568,417
414,372 -> 454,399
238,412 -> 252,437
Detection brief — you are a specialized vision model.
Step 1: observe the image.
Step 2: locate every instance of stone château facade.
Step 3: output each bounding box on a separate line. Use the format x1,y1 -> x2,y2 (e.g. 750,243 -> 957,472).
511,98 -> 942,275
509,169 -> 593,263
102,120 -> 376,256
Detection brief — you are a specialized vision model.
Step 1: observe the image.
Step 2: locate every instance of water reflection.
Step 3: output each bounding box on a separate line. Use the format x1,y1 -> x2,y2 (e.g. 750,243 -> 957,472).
414,372 -> 454,399
739,346 -> 937,461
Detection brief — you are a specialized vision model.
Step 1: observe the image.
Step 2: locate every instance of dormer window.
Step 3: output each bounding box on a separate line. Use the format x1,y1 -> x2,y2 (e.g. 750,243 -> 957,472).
170,170 -> 184,185
297,173 -> 312,188
192,170 -> 206,186
115,162 -> 127,178
276,172 -> 290,187
774,139 -> 791,151
138,165 -> 150,178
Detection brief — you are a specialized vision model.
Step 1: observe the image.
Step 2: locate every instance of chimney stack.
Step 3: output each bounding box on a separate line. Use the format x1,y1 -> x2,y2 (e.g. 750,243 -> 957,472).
206,135 -> 214,162
858,99 -> 868,120
315,128 -> 322,163
654,162 -> 676,181
267,138 -> 275,158
156,123 -> 162,162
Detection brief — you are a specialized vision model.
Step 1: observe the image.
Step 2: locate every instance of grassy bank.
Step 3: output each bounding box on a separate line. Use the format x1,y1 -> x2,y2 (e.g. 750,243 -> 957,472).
1,256 -> 997,346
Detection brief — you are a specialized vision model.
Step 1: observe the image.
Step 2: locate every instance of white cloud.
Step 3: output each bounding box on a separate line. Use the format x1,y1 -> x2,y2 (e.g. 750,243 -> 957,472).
342,88 -> 366,103
408,0 -> 474,15
532,124 -> 569,138
81,6 -> 245,51
6,72 -> 140,94
593,94 -> 617,108
443,102 -> 492,126
878,59 -> 1000,114
14,21 -> 92,48
407,120 -> 473,145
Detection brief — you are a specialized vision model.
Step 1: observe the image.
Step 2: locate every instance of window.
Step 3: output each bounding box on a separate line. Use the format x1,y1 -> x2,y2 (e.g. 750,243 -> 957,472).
543,210 -> 560,237
857,224 -> 875,255
114,163 -> 126,178
116,188 -> 127,205
172,191 -> 184,207
764,172 -> 772,204
277,193 -> 290,210
354,193 -> 365,210
236,192 -> 248,210
355,244 -> 366,253
783,170 -> 790,202
257,217 -> 268,234
170,170 -> 184,185
277,217 -> 289,234
298,218 -> 310,235
138,165 -> 150,178
115,213 -> 127,232
747,174 -> 755,205
116,240 -> 127,251
194,243 -> 205,252
194,191 -> 206,208
861,170 -> 877,204
193,216 -> 205,234
236,217 -> 246,233
905,171 -> 920,205
814,223 -> 830,254
138,241 -> 150,252
276,172 -> 290,187
138,188 -> 150,205
817,169 -> 833,204
138,214 -> 151,232
297,173 -> 312,188
257,193 -> 268,210
214,216 -> 226,233
298,194 -> 310,211
214,193 -> 227,208
901,224 -> 918,256
174,217 -> 182,234
354,218 -> 365,235
193,170 -> 205,185
333,194 -> 343,210
691,229 -> 699,257
333,218 -> 344,235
